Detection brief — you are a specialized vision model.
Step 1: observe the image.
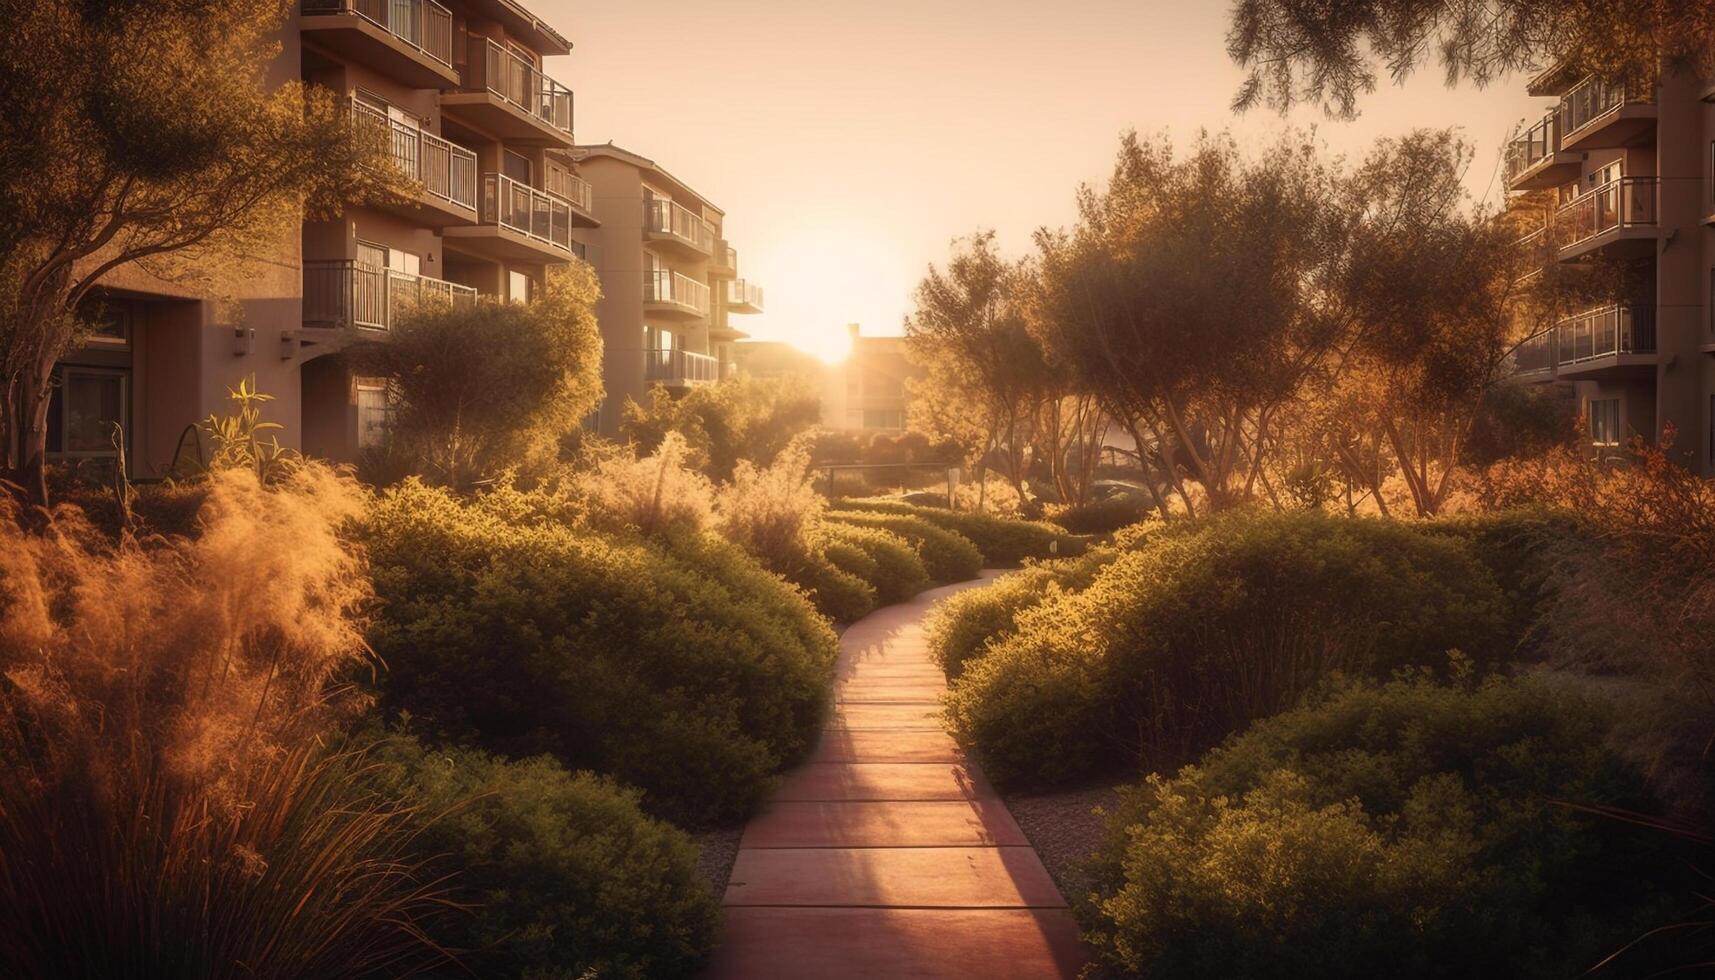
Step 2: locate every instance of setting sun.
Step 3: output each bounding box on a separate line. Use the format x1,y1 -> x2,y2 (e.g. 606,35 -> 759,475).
732,221 -> 915,364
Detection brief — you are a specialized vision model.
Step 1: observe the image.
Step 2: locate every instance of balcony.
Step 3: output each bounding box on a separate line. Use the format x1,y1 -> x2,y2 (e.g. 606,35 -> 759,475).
441,37 -> 574,145
544,166 -> 598,227
1554,304 -> 1657,379
302,260 -> 476,332
645,348 -> 720,387
1557,75 -> 1655,151
709,240 -> 737,278
1506,328 -> 1558,382
727,279 -> 764,314
644,270 -> 710,319
1555,177 -> 1656,260
1514,225 -> 1553,283
443,173 -> 576,264
300,0 -> 458,88
351,99 -> 475,225
1504,110 -> 1579,190
643,199 -> 714,257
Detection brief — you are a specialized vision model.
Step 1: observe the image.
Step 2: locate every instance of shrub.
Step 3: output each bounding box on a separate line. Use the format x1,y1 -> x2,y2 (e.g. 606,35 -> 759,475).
716,436 -> 826,573
0,467 -> 450,977
794,551 -> 877,623
1047,492 -> 1154,535
927,554 -> 1113,678
368,735 -> 720,979
572,431 -> 714,537
350,262 -> 603,489
826,510 -> 982,583
362,481 -> 838,826
815,522 -> 931,604
945,510 -> 1511,789
622,375 -> 821,481
838,498 -> 1082,566
1082,675 -> 1681,980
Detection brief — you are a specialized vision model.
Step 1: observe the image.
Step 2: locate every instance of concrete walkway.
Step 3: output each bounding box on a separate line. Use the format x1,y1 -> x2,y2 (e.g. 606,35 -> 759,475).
703,576 -> 1086,979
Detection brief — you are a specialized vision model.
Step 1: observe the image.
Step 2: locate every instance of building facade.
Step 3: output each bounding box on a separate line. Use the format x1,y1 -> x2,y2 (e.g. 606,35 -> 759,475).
824,324 -> 915,431
572,143 -> 763,434
52,1 -> 761,475
1505,63 -> 1715,473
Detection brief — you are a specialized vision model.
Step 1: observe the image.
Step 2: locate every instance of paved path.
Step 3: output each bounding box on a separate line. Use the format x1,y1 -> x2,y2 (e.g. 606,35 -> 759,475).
703,576 -> 1086,979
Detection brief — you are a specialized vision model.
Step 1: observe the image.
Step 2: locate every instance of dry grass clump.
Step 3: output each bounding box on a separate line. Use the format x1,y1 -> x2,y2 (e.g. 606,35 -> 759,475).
573,431 -> 714,537
0,464 -> 450,978
716,435 -> 826,571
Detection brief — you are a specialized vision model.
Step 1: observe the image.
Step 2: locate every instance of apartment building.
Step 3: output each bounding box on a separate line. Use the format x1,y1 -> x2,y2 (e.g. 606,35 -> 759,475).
572,143 -> 764,433
1504,63 -> 1715,473
52,0 -> 590,476
824,324 -> 916,431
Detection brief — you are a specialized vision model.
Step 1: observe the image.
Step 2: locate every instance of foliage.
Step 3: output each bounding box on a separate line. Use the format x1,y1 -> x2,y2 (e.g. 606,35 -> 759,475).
622,375 -> 820,481
1226,0 -> 1715,118
1462,380 -> 1577,467
944,510 -> 1511,788
191,374 -> 301,484
0,0 -> 398,503
1046,493 -> 1152,535
0,465 -> 451,977
834,498 -> 1082,567
571,431 -> 714,538
825,510 -> 982,584
352,263 -> 604,489
367,734 -> 720,980
814,522 -> 932,605
1083,675 -> 1682,980
927,555 -> 1112,678
361,481 -> 838,826
716,435 -> 825,576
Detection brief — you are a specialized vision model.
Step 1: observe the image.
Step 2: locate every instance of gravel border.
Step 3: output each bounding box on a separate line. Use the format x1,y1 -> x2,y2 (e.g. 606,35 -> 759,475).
1003,781 -> 1124,906
693,825 -> 743,898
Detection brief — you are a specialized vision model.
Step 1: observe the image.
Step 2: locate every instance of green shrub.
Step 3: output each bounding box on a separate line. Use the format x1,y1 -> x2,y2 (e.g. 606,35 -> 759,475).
838,498 -> 1083,566
362,481 -> 838,826
369,736 -> 720,980
946,510 -> 1511,789
816,522 -> 931,604
1047,493 -> 1153,535
927,552 -> 1115,678
1429,507 -> 1586,651
1083,675 -> 1680,980
795,550 -> 877,623
826,510 -> 982,584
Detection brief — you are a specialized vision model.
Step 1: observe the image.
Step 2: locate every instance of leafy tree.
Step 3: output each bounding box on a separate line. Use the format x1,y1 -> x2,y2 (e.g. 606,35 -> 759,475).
1227,0 -> 1715,118
621,374 -> 820,480
0,0 -> 396,504
1033,132 -> 1360,514
352,262 -> 603,489
905,232 -> 1053,507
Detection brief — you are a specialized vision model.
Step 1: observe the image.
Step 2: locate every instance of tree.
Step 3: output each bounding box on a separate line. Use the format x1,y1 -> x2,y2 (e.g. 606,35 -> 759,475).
353,262 -> 603,489
904,233 -> 1048,506
0,0 -> 396,504
1032,132 -> 1361,515
1313,130 -> 1526,517
1227,0 -> 1715,118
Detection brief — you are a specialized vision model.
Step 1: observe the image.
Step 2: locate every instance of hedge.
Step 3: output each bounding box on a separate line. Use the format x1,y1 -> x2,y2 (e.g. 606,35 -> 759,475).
825,510 -> 982,584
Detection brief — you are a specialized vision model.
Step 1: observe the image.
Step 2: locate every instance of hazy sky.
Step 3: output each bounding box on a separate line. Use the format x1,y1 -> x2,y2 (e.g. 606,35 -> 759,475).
545,0 -> 1546,361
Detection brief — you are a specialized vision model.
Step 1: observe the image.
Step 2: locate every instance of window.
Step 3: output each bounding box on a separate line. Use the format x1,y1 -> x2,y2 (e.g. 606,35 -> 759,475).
862,409 -> 906,430
503,150 -> 531,184
60,368 -> 127,456
84,303 -> 130,348
356,241 -> 419,275
508,269 -> 532,304
1589,397 -> 1621,447
356,381 -> 392,450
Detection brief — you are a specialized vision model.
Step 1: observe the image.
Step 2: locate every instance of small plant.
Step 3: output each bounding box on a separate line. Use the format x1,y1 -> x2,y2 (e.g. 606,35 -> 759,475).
197,375 -> 301,484
574,431 -> 714,537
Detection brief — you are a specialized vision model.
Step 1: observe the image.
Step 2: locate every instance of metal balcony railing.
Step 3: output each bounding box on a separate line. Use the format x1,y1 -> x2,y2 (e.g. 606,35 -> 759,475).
1555,176 -> 1656,249
303,260 -> 475,331
1559,75 -> 1634,140
1555,304 -> 1656,365
351,100 -> 476,211
644,348 -> 719,384
463,37 -> 573,136
302,0 -> 453,67
1504,110 -> 1561,184
643,199 -> 714,253
644,270 -> 710,314
480,173 -> 574,252
727,278 -> 764,311
717,242 -> 737,270
545,167 -> 593,214
1508,329 -> 1557,375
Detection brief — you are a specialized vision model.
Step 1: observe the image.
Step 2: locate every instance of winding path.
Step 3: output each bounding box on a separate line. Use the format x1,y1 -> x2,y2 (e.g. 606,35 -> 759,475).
703,575 -> 1086,979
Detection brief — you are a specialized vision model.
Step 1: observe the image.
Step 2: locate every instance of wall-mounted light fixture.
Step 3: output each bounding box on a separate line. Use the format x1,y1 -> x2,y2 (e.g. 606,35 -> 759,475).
233,326 -> 255,356
279,330 -> 296,360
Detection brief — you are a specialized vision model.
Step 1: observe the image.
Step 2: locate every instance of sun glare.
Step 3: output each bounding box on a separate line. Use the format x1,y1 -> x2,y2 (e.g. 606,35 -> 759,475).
744,225 -> 911,364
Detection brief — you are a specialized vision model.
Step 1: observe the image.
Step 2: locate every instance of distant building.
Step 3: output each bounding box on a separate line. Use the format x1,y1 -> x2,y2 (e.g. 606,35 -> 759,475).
829,324 -> 916,431
1502,64 -> 1715,472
